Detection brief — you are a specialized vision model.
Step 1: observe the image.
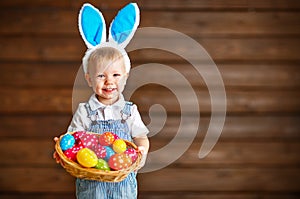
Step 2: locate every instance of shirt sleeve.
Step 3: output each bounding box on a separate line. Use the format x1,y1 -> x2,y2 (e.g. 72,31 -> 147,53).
130,104 -> 149,138
67,103 -> 89,132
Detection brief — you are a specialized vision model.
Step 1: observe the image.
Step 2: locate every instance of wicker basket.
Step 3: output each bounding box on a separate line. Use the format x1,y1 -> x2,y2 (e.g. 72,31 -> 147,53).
55,132 -> 141,182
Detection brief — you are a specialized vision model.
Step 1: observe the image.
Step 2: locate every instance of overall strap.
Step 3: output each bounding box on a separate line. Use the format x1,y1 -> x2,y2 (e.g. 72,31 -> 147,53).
84,101 -> 133,122
120,101 -> 133,123
84,103 -> 99,122
122,101 -> 133,116
84,103 -> 101,133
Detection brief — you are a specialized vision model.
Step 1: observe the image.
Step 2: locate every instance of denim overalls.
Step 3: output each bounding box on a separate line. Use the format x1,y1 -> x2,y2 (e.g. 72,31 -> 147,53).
76,102 -> 137,199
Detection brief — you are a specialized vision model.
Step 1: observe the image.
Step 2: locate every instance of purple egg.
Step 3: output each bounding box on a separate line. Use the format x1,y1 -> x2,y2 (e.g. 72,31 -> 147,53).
125,148 -> 138,162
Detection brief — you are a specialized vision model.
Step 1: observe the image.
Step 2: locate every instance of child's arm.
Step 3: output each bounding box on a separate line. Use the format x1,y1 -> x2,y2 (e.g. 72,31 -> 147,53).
133,135 -> 150,169
53,103 -> 87,165
134,135 -> 150,153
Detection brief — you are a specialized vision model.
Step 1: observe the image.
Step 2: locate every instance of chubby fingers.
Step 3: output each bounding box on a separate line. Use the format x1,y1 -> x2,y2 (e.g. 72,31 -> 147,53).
137,146 -> 146,155
53,151 -> 60,163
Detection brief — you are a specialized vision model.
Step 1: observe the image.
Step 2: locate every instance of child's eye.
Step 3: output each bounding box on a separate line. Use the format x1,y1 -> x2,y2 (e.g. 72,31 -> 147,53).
113,74 -> 121,77
97,74 -> 105,78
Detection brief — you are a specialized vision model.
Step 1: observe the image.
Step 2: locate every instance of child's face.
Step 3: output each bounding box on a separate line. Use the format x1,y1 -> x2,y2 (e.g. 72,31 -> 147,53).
85,58 -> 128,105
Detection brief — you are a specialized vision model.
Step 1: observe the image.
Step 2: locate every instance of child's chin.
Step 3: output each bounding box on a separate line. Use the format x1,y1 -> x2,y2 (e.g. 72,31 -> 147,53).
99,94 -> 119,102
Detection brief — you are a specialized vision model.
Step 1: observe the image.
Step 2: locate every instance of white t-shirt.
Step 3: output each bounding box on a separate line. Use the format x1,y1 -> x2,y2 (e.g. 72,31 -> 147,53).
68,94 -> 149,138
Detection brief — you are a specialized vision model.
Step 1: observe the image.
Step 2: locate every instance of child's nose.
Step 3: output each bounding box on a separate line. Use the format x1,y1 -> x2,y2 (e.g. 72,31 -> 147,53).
105,76 -> 113,84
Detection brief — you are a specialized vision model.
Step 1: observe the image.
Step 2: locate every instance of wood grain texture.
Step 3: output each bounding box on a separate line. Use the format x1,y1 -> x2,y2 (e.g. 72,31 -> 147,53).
1,0 -> 300,10
0,0 -> 299,198
1,37 -> 300,62
1,167 -> 299,192
1,11 -> 300,35
1,115 -> 299,140
1,140 -> 299,166
0,88 -> 299,114
1,62 -> 299,88
1,193 -> 299,199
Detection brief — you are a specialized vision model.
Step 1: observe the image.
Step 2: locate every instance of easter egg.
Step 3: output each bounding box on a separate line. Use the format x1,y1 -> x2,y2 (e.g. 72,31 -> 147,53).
99,132 -> 115,146
112,139 -> 127,153
104,146 -> 115,161
124,148 -> 138,162
108,153 -> 132,171
81,133 -> 99,149
63,148 -> 77,161
94,144 -> 106,159
63,142 -> 83,161
94,159 -> 110,171
72,131 -> 86,142
113,133 -> 119,140
60,134 -> 75,151
76,148 -> 98,168
76,140 -> 85,150
76,140 -> 85,149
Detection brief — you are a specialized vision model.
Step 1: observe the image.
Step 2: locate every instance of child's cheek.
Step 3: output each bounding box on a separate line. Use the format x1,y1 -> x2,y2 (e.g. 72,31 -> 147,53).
118,77 -> 127,92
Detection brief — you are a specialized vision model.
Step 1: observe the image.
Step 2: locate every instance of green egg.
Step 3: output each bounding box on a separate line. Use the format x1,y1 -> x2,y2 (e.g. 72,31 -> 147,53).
94,159 -> 110,171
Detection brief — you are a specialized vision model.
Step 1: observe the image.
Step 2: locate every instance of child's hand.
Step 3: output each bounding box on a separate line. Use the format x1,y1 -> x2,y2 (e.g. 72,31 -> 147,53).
138,146 -> 146,155
133,136 -> 150,171
136,146 -> 147,171
53,151 -> 61,164
53,137 -> 64,166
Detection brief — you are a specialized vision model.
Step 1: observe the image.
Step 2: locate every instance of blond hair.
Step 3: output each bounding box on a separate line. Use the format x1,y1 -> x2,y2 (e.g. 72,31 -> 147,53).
86,47 -> 126,74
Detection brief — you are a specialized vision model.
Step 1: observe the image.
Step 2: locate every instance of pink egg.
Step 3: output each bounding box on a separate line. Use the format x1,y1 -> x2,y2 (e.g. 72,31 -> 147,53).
94,144 -> 107,159
81,134 -> 99,149
63,142 -> 84,161
113,133 -> 119,140
124,148 -> 138,162
72,131 -> 87,142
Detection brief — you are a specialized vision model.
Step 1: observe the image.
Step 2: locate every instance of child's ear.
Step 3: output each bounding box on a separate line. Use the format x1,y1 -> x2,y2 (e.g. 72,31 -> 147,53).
123,73 -> 129,83
85,73 -> 93,87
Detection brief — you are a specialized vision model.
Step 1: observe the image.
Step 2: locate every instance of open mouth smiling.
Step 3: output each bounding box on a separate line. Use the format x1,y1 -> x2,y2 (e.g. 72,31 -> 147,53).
103,88 -> 117,92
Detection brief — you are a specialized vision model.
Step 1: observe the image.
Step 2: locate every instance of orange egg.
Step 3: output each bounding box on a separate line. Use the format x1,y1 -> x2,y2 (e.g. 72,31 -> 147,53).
108,153 -> 132,170
99,132 -> 115,146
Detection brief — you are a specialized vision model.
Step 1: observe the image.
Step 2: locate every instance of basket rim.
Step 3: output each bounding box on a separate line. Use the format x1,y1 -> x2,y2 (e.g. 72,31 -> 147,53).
55,132 -> 142,178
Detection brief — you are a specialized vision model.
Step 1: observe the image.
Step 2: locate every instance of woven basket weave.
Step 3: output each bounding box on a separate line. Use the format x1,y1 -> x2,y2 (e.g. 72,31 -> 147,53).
55,132 -> 141,182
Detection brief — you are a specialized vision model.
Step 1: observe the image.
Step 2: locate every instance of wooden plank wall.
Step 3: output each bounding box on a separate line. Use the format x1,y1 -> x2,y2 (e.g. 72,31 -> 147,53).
0,0 -> 300,198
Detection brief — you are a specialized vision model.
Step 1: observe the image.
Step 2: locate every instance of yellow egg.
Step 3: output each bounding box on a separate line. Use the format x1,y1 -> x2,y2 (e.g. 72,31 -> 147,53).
76,148 -> 98,168
112,139 -> 127,153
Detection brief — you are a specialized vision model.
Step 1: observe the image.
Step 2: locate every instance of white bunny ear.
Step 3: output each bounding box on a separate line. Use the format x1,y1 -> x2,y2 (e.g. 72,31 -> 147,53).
109,3 -> 140,48
78,3 -> 107,48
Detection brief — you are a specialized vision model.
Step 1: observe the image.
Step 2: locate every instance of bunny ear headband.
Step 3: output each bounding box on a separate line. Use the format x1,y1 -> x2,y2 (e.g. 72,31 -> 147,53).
79,3 -> 140,73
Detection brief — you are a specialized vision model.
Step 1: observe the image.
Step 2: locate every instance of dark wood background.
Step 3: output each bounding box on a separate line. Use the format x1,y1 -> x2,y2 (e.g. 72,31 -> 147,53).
0,0 -> 299,198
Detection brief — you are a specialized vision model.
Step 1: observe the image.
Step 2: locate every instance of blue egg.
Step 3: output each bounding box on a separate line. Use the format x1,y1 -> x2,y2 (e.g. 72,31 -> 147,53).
60,134 -> 75,151
104,146 -> 115,161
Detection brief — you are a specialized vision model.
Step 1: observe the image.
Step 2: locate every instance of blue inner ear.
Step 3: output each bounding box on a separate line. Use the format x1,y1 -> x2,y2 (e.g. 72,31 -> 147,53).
81,5 -> 104,46
111,3 -> 136,44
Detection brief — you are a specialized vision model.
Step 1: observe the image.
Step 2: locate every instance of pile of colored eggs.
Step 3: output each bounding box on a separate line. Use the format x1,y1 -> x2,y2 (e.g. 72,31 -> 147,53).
59,131 -> 138,171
